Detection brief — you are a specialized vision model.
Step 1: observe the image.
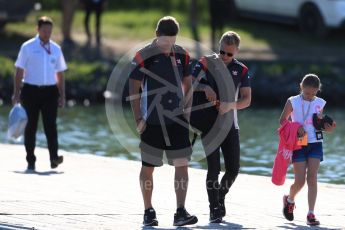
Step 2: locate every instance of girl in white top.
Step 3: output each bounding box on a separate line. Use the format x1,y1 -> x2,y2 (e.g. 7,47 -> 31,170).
279,74 -> 335,226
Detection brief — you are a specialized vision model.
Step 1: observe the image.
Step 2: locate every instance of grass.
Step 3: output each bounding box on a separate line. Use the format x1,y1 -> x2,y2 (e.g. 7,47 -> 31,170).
3,9 -> 345,53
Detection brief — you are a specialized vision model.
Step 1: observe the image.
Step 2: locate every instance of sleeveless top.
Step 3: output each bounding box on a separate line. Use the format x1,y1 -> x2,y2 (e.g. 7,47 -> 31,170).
289,95 -> 326,143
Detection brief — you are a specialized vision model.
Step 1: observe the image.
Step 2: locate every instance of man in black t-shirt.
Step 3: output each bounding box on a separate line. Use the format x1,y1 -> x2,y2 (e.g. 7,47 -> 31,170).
128,16 -> 198,227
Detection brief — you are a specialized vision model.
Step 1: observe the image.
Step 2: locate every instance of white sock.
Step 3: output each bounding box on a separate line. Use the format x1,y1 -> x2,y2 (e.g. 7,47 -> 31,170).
287,197 -> 294,203
308,210 -> 314,215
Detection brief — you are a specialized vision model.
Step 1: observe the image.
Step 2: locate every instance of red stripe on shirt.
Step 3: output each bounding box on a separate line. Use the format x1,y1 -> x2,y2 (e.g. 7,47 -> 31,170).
135,52 -> 145,68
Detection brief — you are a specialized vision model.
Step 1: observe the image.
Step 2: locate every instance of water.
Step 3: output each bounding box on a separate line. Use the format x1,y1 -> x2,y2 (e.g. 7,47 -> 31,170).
1,105 -> 344,184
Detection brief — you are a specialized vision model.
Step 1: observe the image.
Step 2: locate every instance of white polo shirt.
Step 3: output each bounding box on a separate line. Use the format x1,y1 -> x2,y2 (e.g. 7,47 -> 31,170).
15,35 -> 67,86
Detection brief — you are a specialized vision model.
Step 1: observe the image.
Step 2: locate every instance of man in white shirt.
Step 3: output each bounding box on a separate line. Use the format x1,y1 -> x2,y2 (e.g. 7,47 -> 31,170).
12,16 -> 67,171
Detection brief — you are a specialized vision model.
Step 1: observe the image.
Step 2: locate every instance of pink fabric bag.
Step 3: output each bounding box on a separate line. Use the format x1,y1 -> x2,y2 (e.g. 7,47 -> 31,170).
271,121 -> 302,185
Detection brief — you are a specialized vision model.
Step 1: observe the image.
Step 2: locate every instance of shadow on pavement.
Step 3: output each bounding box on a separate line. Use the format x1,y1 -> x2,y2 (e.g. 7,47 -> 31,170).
141,221 -> 244,229
279,222 -> 341,230
0,222 -> 36,230
13,170 -> 64,176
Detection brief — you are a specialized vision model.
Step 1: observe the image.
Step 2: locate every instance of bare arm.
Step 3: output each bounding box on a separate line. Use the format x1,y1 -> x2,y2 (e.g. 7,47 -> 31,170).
56,72 -> 65,108
129,79 -> 142,122
12,67 -> 24,105
129,78 -> 146,133
279,99 -> 293,125
236,87 -> 251,110
183,75 -> 193,121
219,87 -> 251,115
280,100 -> 306,136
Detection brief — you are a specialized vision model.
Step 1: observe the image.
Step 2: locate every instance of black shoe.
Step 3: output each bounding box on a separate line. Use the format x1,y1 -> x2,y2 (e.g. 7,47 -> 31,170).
219,199 -> 226,217
209,206 -> 222,223
173,207 -> 198,226
27,163 -> 35,171
51,156 -> 63,169
143,208 -> 158,226
283,195 -> 295,221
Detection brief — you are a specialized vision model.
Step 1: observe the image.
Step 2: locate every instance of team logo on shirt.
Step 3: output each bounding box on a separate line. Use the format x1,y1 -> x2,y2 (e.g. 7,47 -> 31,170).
232,70 -> 238,76
176,59 -> 182,65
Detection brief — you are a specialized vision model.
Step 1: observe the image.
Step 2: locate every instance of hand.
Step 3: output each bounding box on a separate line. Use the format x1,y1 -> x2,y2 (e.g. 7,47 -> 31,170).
297,126 -> 306,137
204,86 -> 217,102
136,118 -> 147,134
58,97 -> 65,108
11,93 -> 20,105
219,102 -> 236,115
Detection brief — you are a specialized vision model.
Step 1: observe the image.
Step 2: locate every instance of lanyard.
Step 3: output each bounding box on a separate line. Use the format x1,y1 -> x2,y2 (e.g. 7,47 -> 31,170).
40,41 -> 51,55
301,95 -> 312,122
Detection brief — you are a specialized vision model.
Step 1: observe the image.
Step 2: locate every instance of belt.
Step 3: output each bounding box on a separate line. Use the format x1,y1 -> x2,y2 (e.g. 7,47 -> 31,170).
23,83 -> 56,89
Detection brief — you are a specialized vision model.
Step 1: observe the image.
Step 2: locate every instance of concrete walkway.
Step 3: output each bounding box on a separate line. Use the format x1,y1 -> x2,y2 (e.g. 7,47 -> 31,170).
0,143 -> 344,230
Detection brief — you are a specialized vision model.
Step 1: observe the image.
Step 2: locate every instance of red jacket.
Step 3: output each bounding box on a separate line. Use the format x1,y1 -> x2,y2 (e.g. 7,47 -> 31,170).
272,120 -> 302,185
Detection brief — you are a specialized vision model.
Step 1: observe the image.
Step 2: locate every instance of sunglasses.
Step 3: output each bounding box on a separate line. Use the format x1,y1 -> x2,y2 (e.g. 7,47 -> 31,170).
219,50 -> 234,57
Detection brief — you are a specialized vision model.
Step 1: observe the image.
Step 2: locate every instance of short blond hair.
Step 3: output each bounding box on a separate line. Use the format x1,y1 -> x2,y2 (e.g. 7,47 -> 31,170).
219,31 -> 241,48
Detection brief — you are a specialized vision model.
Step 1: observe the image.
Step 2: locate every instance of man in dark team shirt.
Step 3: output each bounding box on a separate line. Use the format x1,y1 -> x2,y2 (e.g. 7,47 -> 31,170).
191,31 -> 251,223
128,16 -> 198,227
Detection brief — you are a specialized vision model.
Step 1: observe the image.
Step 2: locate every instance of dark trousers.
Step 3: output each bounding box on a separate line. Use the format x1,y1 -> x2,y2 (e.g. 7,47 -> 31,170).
21,84 -> 59,165
202,125 -> 240,208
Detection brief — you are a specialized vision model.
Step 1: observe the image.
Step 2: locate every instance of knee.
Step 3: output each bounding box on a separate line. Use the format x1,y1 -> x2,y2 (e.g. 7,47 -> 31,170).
172,158 -> 189,168
175,165 -> 188,178
140,166 -> 154,177
224,167 -> 239,179
307,173 -> 317,186
293,178 -> 306,189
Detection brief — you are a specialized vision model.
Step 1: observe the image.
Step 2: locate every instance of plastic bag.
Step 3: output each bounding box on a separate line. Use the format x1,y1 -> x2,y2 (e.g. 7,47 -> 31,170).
7,103 -> 28,142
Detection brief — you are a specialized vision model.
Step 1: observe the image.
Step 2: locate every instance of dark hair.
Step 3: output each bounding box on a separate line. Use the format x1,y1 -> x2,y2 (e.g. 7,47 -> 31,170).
156,16 -> 179,36
300,73 -> 322,90
37,16 -> 53,28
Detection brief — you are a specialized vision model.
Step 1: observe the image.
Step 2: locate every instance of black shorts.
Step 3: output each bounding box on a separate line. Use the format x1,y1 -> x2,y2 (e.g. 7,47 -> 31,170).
140,121 -> 192,167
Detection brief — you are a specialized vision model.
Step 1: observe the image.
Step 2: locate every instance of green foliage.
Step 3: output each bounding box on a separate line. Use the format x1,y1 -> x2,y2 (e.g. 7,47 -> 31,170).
5,8 -> 345,51
263,64 -> 285,76
36,0 -> 60,10
0,56 -> 14,80
67,61 -> 107,82
35,0 -> 208,13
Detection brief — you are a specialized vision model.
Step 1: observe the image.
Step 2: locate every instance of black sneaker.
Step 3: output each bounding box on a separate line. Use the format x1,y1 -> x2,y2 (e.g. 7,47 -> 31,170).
209,206 -> 222,223
219,199 -> 226,217
143,208 -> 158,226
173,207 -> 198,226
307,213 -> 320,226
283,195 -> 295,221
51,156 -> 63,169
